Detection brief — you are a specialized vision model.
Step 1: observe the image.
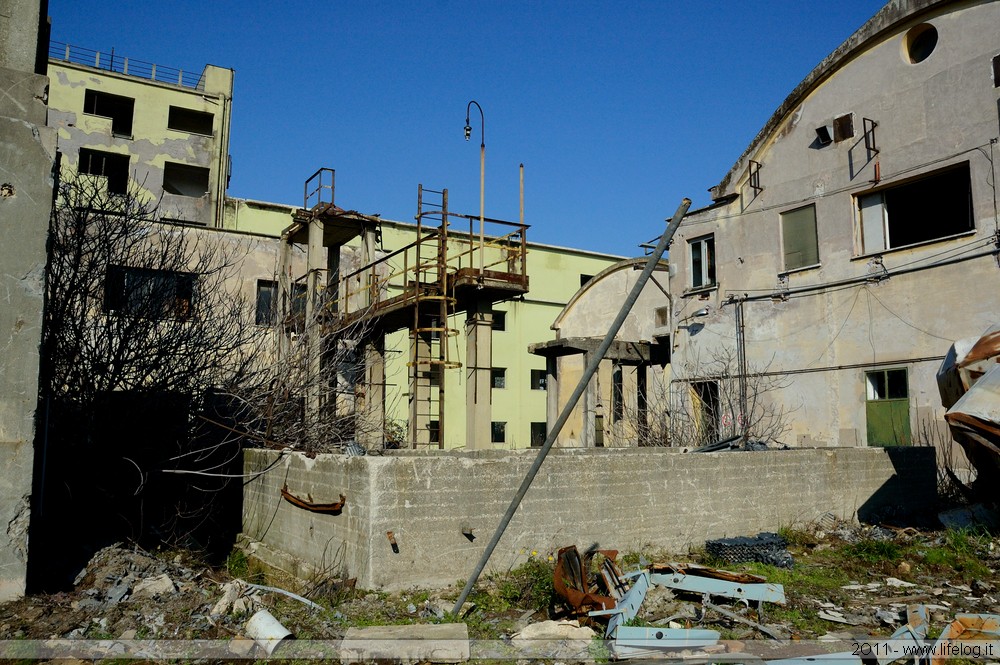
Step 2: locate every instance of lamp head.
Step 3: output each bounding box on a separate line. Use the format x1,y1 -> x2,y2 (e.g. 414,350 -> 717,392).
464,122 -> 472,141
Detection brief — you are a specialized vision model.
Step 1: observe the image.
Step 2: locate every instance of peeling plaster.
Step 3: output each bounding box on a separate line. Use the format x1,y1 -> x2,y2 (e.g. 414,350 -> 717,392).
4,496 -> 28,563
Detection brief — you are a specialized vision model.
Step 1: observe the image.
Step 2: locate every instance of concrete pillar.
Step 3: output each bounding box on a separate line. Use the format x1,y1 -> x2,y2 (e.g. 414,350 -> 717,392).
545,356 -> 558,438
0,0 -> 55,601
305,217 -> 325,422
465,301 -> 493,449
357,335 -> 386,449
581,353 -> 596,448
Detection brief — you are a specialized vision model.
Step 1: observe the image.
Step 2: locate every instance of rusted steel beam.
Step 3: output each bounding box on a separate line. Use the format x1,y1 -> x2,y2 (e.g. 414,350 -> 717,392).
280,483 -> 346,514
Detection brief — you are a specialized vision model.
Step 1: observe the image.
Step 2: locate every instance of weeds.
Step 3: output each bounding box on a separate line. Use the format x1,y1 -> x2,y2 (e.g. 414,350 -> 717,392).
844,539 -> 902,564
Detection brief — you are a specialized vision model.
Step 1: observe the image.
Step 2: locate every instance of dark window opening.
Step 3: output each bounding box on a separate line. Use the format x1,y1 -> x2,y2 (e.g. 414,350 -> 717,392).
491,368 -> 506,389
594,414 -> 604,447
655,306 -> 671,328
492,310 -> 506,331
530,369 -> 547,390
83,89 -> 134,137
167,106 -> 214,135
530,422 -> 546,447
905,23 -> 938,64
256,280 -> 276,325
163,162 -> 210,197
580,274 -> 594,288
104,265 -> 195,320
692,380 -> 721,445
833,114 -> 854,142
428,364 -> 443,387
79,148 -> 129,195
993,55 -> 1000,88
428,420 -> 440,444
858,163 -> 973,253
491,421 -> 506,444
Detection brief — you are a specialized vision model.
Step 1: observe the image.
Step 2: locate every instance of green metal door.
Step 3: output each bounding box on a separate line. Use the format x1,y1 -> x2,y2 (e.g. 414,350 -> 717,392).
865,368 -> 911,446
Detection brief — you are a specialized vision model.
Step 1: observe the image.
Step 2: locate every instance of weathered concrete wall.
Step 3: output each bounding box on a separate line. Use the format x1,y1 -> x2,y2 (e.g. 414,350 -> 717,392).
0,1 -> 56,601
243,446 -> 935,590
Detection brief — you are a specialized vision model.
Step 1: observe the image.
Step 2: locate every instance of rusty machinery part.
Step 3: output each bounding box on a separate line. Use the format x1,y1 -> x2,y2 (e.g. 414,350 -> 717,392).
553,545 -> 621,617
280,483 -> 346,514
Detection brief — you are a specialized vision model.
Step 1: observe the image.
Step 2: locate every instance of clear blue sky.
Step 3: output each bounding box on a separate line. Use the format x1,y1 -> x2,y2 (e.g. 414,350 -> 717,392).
49,1 -> 885,256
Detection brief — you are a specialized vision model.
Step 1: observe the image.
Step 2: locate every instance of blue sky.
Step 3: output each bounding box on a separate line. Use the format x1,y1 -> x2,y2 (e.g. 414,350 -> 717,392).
49,1 -> 886,256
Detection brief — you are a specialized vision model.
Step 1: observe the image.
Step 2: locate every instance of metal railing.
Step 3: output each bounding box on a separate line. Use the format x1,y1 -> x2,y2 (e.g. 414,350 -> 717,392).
48,41 -> 206,90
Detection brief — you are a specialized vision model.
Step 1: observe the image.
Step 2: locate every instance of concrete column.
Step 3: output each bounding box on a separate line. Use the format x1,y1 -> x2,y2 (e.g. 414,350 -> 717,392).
277,237 -> 292,359
305,217 -> 325,422
0,0 -> 56,601
465,301 -> 493,449
357,335 -> 386,449
581,353 -> 596,448
545,356 -> 559,439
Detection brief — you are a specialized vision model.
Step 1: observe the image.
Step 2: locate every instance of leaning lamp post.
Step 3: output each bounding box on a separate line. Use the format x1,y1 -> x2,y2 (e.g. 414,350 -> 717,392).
464,100 -> 485,279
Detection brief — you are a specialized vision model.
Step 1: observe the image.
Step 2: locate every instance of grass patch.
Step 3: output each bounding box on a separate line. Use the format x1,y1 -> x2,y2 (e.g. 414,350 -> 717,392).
843,539 -> 902,565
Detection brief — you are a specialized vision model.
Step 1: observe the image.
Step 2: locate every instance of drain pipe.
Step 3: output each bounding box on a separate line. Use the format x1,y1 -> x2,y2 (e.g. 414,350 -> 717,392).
452,198 -> 692,616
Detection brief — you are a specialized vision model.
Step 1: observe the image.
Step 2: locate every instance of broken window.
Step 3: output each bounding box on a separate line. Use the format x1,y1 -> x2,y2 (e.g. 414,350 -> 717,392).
530,369 -> 547,390
865,368 -> 910,446
688,235 -> 716,289
655,306 -> 671,328
428,420 -> 440,444
162,162 -> 210,197
492,310 -> 506,331
530,422 -> 546,447
79,148 -> 130,195
491,368 -> 506,390
857,163 -> 973,254
83,89 -> 134,137
491,421 -> 506,443
104,265 -> 196,320
781,204 -> 819,271
167,106 -> 214,135
594,414 -> 605,447
692,380 -> 720,445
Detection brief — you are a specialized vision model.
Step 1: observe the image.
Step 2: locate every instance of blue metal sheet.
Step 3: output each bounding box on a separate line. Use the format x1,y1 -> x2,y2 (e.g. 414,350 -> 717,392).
650,571 -> 786,604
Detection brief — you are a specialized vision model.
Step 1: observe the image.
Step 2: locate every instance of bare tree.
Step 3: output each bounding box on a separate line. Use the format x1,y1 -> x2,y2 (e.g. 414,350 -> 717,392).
31,172 -> 267,588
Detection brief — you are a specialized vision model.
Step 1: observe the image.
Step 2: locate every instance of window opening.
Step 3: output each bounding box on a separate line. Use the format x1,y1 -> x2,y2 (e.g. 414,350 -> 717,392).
256,280 -> 276,326
530,369 -> 547,390
781,204 -> 819,271
692,380 -> 720,445
530,422 -> 546,447
594,414 -> 605,447
833,114 -> 854,142
492,310 -> 506,331
167,106 -> 214,135
905,23 -> 938,64
689,235 -> 716,289
428,420 -> 440,444
491,421 -> 506,443
104,266 -> 195,320
580,274 -> 594,288
79,148 -> 129,195
857,163 -> 973,254
163,162 -> 210,197
83,89 -> 134,137
491,368 -> 506,389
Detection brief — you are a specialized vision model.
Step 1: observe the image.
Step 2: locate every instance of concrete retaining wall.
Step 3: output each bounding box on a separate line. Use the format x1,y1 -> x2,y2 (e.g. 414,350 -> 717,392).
241,446 -> 936,590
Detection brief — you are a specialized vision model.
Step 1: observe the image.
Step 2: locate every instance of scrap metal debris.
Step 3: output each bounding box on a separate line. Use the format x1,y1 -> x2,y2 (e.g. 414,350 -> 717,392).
552,545 -> 620,616
280,483 -> 346,513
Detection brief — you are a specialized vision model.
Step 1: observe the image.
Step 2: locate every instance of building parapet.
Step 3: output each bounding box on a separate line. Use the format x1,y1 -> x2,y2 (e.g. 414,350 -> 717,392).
48,41 -> 216,92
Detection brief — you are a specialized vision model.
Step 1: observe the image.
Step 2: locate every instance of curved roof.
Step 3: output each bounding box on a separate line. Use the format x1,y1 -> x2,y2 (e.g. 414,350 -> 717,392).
551,257 -> 663,331
710,0 -> 951,200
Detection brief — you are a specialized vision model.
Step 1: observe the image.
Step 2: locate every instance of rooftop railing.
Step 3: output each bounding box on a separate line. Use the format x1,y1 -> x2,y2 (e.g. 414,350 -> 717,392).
48,41 -> 206,90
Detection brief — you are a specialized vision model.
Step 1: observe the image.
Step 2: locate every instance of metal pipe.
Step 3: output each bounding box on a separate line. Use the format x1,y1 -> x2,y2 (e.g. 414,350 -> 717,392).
452,197 -> 692,616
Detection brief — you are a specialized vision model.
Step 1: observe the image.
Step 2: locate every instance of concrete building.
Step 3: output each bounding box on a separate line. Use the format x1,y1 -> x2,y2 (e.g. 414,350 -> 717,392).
0,0 -> 55,600
46,42 -> 232,226
670,0 -> 1000,450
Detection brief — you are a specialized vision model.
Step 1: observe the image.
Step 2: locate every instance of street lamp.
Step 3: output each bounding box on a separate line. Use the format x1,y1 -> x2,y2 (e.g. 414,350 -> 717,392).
465,100 -> 485,279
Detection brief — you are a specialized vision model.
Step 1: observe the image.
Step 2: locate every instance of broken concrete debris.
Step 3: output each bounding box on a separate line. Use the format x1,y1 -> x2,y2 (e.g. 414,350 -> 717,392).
706,532 -> 794,568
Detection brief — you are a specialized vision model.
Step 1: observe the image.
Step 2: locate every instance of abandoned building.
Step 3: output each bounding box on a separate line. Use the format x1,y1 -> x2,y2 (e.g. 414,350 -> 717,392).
670,0 -> 1000,451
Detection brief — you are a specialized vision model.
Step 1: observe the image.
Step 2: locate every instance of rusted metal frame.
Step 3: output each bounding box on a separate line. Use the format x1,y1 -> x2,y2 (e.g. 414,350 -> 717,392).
702,598 -> 782,640
930,613 -> 1000,665
303,168 -> 334,210
452,198 -> 692,616
437,189 -> 449,449
280,483 -> 346,514
553,546 -> 619,616
863,117 -> 880,156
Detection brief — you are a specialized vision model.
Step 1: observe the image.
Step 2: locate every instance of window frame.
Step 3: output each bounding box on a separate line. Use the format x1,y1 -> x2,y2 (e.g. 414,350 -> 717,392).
83,89 -> 135,138
167,106 -> 215,136
854,162 -> 974,256
491,367 -> 506,390
104,265 -> 196,321
530,369 -> 547,391
688,234 -> 716,291
492,310 -> 506,331
780,203 -> 820,273
491,421 -> 506,444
